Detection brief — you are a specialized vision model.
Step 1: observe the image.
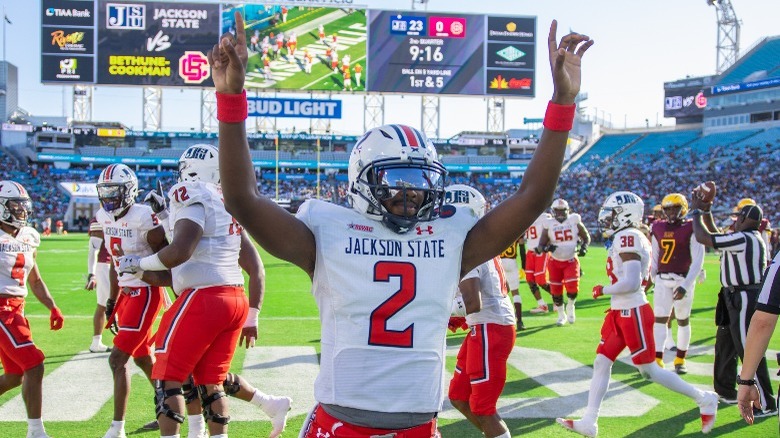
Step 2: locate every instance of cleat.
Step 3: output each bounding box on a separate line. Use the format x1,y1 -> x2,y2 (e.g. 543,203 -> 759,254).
530,304 -> 549,314
556,418 -> 597,437
89,344 -> 111,353
753,407 -> 778,418
102,430 -> 127,438
655,358 -> 665,368
674,358 -> 687,375
556,315 -> 567,327
261,396 -> 292,438
718,395 -> 737,405
698,391 -> 718,433
566,302 -> 576,324
141,420 -> 159,430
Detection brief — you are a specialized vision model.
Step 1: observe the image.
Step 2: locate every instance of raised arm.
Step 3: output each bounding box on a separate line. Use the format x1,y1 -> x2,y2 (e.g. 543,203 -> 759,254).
210,11 -> 315,276
461,21 -> 592,275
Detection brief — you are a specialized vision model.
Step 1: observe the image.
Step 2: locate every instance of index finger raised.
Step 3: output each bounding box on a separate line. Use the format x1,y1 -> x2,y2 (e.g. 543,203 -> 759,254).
234,11 -> 246,45
547,19 -> 558,54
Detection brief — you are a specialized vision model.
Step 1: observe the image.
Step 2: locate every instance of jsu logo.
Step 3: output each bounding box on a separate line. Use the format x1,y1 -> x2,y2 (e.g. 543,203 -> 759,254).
614,194 -> 637,205
107,4 -> 146,30
444,190 -> 470,205
183,147 -> 208,160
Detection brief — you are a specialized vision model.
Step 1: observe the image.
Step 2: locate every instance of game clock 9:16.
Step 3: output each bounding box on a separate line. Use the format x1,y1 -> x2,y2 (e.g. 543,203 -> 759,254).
409,45 -> 443,62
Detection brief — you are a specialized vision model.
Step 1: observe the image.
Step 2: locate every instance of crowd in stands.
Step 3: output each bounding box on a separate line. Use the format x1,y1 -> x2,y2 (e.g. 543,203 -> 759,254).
0,136 -> 777,249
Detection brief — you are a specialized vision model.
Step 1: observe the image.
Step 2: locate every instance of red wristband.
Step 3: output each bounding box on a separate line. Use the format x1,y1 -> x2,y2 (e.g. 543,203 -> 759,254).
543,101 -> 576,131
216,90 -> 248,123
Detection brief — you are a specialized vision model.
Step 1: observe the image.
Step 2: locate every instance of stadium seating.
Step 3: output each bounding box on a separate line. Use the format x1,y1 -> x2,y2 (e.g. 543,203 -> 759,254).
685,129 -> 761,154
717,36 -> 780,85
620,130 -> 700,156
568,133 -> 642,168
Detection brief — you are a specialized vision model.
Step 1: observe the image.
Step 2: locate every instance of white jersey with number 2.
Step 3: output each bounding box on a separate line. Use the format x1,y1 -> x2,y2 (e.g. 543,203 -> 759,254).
296,199 -> 477,414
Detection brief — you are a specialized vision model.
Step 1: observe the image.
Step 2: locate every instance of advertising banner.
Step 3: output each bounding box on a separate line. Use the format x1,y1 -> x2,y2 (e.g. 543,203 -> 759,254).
248,97 -> 342,119
42,55 -> 95,83
663,76 -> 713,118
42,0 -> 95,27
96,1 -> 219,86
41,0 -> 96,84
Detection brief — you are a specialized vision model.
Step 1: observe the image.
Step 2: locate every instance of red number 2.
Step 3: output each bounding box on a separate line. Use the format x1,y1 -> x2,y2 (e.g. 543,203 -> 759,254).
10,253 -> 25,286
369,261 -> 416,348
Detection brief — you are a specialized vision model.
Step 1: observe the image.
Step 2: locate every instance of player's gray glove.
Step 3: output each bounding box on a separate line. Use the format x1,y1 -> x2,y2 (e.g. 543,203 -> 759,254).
118,255 -> 142,275
144,180 -> 168,215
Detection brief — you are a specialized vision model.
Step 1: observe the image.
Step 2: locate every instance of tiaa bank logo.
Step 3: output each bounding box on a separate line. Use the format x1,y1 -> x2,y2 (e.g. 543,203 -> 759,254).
107,4 -> 146,30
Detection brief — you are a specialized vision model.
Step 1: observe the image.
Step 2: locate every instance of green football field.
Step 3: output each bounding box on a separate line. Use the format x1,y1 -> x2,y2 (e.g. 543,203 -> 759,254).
243,9 -> 367,92
1,234 -> 778,437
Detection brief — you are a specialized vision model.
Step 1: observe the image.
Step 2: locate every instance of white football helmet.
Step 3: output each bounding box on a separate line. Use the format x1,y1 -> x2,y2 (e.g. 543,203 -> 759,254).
444,184 -> 487,219
97,164 -> 138,216
0,181 -> 32,229
598,191 -> 644,238
348,124 -> 446,234
179,144 -> 219,184
552,198 -> 570,223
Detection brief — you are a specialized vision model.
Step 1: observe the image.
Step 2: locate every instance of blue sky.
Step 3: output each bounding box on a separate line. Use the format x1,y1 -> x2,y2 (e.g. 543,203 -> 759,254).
6,0 -> 778,136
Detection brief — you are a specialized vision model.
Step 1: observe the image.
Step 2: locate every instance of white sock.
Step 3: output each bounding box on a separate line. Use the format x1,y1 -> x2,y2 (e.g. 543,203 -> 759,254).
638,362 -> 703,401
161,435 -> 180,438
557,305 -> 565,317
92,335 -> 102,344
210,435 -> 228,438
666,326 -> 673,343
653,323 -> 667,355
512,295 -> 521,304
111,420 -> 125,432
582,354 -> 612,425
188,414 -> 205,438
677,325 -> 691,351
27,418 -> 44,434
494,432 -> 511,438
251,389 -> 269,408
537,299 -> 545,306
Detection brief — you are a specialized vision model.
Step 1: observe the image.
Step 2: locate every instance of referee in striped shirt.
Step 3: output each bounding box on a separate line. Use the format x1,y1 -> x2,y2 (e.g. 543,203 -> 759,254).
737,249 -> 780,426
691,198 -> 777,416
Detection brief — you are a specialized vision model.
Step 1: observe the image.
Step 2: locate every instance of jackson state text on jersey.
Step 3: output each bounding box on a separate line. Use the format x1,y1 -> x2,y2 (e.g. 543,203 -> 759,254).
96,204 -> 159,287
167,181 -> 244,294
0,227 -> 39,297
297,199 -> 478,414
544,213 -> 582,260
606,228 -> 652,310
650,220 -> 694,274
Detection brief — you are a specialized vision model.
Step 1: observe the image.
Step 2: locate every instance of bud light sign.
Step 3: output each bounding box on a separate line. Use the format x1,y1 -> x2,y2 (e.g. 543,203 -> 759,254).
248,97 -> 342,119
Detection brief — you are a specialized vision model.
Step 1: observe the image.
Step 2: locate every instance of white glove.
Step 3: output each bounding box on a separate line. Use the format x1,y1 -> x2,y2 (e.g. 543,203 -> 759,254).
451,295 -> 467,317
144,189 -> 168,216
117,255 -> 142,275
697,269 -> 707,284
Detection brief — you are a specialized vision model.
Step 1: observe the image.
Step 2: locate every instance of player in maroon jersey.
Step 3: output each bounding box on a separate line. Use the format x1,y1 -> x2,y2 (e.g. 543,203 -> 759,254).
648,193 -> 705,374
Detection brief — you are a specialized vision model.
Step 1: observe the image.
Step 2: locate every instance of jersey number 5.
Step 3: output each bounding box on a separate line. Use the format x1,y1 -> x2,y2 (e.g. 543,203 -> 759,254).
369,261 -> 416,348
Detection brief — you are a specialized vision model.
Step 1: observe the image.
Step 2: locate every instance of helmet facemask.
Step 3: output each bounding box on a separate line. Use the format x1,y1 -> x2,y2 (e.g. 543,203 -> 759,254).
597,207 -> 618,238
0,198 -> 32,229
97,182 -> 135,216
351,157 -> 446,234
553,208 -> 569,223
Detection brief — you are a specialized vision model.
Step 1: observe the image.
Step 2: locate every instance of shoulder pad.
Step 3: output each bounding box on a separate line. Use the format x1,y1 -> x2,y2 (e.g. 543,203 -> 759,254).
168,181 -> 212,212
571,213 -> 582,223
18,227 -> 41,248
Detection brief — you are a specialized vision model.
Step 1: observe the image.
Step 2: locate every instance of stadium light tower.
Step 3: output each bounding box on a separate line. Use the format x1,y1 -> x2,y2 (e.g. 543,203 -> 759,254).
707,0 -> 740,74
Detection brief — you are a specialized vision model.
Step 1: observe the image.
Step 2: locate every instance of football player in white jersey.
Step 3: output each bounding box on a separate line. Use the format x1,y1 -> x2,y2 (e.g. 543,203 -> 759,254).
444,185 -> 516,438
556,191 -> 719,437
523,212 -> 553,313
212,13 -> 591,436
96,164 -> 169,438
119,145 -> 292,438
0,181 -> 63,438
538,198 -> 590,326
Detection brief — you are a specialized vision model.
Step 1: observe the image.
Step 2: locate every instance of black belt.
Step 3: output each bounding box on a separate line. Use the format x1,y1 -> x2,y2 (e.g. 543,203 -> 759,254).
725,285 -> 762,293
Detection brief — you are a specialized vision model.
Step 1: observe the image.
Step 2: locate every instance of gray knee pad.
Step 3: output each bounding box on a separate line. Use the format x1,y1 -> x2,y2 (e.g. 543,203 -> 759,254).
182,375 -> 198,405
223,373 -> 240,396
155,381 -> 185,424
199,386 -> 230,425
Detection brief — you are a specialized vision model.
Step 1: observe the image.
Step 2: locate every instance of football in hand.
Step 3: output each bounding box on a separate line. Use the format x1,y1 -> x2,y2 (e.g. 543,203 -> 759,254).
695,181 -> 717,203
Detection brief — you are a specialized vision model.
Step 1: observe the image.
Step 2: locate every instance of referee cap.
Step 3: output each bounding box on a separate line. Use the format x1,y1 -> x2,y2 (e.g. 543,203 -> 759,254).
739,204 -> 763,222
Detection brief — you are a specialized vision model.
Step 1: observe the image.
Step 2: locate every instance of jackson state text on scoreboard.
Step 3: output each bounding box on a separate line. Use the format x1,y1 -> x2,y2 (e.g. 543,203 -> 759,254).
368,11 -> 536,96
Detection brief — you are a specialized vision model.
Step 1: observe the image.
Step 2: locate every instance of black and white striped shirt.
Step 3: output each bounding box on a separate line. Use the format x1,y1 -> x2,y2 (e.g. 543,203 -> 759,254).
712,229 -> 766,287
757,251 -> 780,314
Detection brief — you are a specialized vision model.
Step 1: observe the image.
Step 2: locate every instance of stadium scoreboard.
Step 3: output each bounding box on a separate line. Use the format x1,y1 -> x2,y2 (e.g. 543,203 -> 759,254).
369,12 -> 535,96
41,1 -> 536,97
